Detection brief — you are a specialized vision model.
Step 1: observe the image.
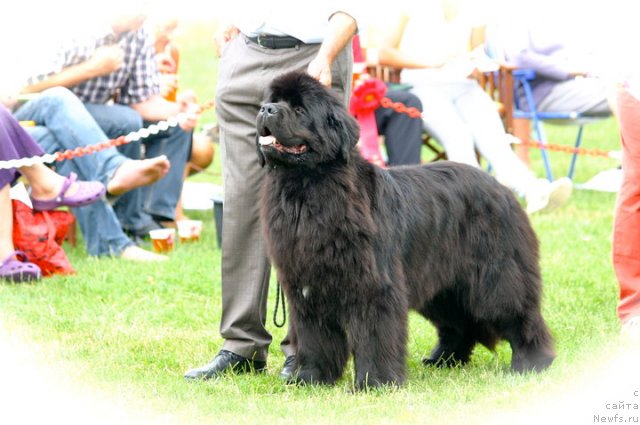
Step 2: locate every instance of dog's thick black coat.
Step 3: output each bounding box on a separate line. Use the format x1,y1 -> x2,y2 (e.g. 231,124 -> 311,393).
256,71 -> 555,389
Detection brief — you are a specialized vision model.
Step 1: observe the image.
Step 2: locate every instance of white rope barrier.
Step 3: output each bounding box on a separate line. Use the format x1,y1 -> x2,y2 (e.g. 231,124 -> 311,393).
0,116 -> 182,170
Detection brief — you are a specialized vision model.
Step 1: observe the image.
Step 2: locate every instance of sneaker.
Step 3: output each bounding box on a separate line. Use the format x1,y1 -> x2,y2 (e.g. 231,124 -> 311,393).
526,177 -> 573,214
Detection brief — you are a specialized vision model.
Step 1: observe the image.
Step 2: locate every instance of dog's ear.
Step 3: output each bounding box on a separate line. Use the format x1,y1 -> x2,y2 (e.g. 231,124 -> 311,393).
256,134 -> 266,167
332,109 -> 360,162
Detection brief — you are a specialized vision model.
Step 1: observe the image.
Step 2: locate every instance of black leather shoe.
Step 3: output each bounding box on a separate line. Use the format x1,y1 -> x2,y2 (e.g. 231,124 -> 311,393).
184,350 -> 267,381
279,355 -> 296,380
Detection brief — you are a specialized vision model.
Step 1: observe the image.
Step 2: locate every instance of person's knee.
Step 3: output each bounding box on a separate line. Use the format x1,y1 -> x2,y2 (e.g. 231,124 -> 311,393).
388,90 -> 423,110
37,86 -> 78,109
120,110 -> 144,135
84,104 -> 143,139
42,86 -> 75,100
401,92 -> 423,110
189,132 -> 215,172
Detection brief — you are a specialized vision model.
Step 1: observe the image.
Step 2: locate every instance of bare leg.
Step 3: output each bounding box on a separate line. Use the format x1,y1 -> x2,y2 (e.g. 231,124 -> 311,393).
0,184 -> 15,260
18,163 -> 75,200
188,132 -> 215,176
106,155 -> 170,196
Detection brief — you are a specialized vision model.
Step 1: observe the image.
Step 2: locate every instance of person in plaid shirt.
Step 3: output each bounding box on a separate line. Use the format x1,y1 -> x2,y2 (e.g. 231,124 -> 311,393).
22,11 -> 200,238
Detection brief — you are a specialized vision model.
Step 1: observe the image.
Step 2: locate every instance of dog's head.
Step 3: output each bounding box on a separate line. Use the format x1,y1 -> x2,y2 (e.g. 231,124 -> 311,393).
256,71 -> 360,168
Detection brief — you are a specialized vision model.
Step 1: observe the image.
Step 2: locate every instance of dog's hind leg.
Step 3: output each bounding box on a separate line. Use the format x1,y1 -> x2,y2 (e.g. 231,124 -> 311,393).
500,313 -> 555,373
421,323 -> 476,367
419,296 -> 477,368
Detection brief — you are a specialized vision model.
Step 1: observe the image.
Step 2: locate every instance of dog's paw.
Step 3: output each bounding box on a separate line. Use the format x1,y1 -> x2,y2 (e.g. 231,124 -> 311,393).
355,374 -> 401,392
286,367 -> 327,386
421,355 -> 466,368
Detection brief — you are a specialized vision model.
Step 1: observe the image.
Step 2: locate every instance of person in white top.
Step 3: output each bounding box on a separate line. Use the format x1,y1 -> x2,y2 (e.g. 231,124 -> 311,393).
377,0 -> 572,214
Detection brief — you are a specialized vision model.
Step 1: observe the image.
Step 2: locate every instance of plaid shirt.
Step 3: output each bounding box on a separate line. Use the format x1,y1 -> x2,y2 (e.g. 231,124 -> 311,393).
28,25 -> 160,105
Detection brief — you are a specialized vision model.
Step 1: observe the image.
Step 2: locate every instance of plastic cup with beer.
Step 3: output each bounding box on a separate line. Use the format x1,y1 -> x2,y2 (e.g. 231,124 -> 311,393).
149,228 -> 176,253
177,219 -> 203,243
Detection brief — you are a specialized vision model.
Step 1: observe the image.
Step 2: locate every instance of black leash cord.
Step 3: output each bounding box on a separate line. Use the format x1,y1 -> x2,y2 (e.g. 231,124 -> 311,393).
273,281 -> 287,328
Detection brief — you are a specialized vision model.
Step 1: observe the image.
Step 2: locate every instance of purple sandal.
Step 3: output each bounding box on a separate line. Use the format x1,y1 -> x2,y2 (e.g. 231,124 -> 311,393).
0,251 -> 42,283
30,172 -> 106,211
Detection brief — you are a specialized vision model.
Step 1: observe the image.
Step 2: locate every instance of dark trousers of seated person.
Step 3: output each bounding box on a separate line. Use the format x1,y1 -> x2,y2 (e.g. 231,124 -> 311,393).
374,89 -> 424,166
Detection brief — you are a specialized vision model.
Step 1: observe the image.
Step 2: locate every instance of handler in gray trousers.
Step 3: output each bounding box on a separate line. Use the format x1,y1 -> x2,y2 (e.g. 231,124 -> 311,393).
184,5 -> 357,380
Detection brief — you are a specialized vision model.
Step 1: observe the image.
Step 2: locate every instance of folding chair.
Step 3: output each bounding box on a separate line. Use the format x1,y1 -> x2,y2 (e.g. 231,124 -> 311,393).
511,68 -> 608,182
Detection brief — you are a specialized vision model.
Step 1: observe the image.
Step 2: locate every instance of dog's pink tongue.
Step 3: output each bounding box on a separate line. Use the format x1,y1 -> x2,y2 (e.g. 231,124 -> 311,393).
259,135 -> 276,146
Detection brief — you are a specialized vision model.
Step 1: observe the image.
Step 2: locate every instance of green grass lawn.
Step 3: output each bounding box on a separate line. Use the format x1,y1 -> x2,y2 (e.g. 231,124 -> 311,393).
0,20 -> 629,424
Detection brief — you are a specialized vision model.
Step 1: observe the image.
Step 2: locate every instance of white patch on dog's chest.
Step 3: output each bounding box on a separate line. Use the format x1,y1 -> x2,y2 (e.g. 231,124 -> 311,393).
302,286 -> 311,299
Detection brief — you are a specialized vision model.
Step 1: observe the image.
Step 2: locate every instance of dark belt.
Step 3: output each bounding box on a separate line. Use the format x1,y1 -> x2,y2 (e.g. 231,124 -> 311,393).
247,34 -> 303,49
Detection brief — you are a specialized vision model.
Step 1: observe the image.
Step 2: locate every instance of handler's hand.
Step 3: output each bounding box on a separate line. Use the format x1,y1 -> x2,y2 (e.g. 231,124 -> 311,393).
307,57 -> 333,87
214,25 -> 240,57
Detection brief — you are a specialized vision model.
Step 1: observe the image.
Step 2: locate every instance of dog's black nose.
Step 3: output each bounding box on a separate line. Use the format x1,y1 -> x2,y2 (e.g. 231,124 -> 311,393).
260,104 -> 279,116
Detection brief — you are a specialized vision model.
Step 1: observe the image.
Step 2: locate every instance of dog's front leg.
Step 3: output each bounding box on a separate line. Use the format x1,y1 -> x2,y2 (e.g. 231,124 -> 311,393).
350,294 -> 409,390
288,309 -> 349,386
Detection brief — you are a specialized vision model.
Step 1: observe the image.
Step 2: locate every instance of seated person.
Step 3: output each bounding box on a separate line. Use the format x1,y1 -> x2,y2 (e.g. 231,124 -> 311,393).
20,9 -> 201,238
375,88 -> 424,166
376,0 -> 572,214
12,87 -> 168,261
0,104 -> 105,282
353,35 -> 424,166
152,17 -> 215,222
500,10 -> 614,116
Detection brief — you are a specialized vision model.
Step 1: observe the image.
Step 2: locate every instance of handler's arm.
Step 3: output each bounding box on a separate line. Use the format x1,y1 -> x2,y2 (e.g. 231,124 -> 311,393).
214,22 -> 240,58
307,11 -> 358,87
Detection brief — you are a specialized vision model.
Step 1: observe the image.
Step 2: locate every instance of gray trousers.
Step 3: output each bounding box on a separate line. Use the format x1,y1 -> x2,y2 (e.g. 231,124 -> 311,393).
539,77 -> 612,116
215,34 -> 353,361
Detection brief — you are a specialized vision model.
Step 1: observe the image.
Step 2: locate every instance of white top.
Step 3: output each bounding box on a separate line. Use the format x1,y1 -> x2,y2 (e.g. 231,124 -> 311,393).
394,0 -> 491,82
221,1 -> 359,44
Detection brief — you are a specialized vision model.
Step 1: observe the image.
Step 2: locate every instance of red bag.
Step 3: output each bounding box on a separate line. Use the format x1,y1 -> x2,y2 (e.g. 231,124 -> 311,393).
12,199 -> 76,277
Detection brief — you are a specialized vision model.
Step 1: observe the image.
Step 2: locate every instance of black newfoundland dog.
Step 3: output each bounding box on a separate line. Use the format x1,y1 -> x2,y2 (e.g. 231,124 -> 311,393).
256,71 -> 555,390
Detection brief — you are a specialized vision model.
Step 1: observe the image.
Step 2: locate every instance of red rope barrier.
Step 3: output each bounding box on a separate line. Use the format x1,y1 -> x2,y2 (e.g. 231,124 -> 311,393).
379,97 -> 616,159
379,97 -> 422,118
51,100 -> 214,162
518,139 -> 614,158
54,136 -> 128,162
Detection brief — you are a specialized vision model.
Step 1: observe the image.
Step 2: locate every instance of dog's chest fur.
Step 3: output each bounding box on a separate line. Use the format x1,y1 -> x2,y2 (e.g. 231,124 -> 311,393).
260,165 -> 379,307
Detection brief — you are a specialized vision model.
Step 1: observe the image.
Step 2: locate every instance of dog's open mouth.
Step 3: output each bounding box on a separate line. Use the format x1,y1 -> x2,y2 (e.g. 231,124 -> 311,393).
259,135 -> 308,155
